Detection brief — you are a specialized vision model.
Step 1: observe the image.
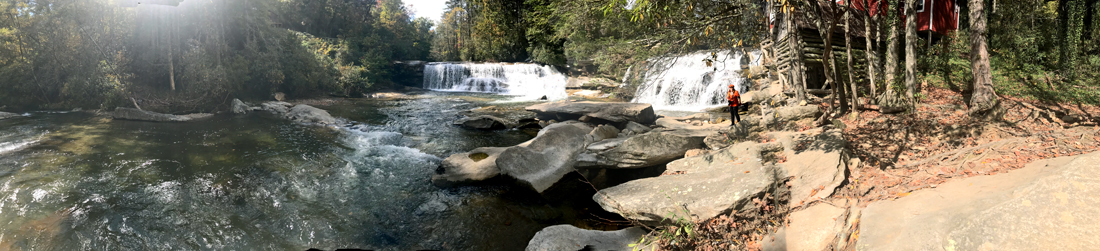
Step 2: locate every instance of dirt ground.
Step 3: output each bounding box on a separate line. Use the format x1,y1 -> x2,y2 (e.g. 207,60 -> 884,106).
832,86 -> 1100,206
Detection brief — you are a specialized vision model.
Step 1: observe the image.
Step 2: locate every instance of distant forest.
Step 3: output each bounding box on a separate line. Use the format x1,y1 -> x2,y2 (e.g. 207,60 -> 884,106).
0,0 -> 432,112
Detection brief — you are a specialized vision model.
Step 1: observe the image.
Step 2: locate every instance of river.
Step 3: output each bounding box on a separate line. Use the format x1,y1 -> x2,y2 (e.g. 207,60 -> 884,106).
0,92 -> 608,250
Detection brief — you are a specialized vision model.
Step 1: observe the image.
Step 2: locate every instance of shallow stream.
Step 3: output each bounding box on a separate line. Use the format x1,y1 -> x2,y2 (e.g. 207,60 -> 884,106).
0,92 -> 601,250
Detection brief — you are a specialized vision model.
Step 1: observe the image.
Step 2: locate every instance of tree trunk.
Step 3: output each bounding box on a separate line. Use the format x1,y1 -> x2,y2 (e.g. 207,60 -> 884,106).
169,50 -> 176,91
864,1 -> 878,99
845,11 -> 861,112
789,12 -> 808,102
968,0 -> 998,115
904,0 -> 918,105
885,0 -> 900,92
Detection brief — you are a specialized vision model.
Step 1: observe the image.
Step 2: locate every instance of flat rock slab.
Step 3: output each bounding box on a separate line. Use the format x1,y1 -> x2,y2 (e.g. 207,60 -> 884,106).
527,101 -> 657,125
110,108 -> 213,122
857,152 -> 1100,251
784,203 -> 846,251
454,115 -> 511,130
526,225 -> 645,251
576,128 -> 708,169
774,129 -> 848,205
593,163 -> 778,223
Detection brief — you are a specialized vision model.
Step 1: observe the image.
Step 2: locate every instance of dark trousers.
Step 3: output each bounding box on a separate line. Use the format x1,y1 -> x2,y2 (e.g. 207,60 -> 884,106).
729,103 -> 741,123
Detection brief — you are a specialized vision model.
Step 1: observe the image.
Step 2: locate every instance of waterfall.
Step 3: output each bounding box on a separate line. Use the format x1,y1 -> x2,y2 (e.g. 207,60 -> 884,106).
631,50 -> 762,111
423,62 -> 568,101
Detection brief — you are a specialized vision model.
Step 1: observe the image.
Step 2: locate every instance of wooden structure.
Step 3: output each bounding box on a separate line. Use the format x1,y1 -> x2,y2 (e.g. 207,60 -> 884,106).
902,0 -> 961,36
762,0 -> 959,93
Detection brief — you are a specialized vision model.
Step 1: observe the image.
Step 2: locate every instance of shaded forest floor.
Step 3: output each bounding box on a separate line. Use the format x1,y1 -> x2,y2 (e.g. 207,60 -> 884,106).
834,86 -> 1100,206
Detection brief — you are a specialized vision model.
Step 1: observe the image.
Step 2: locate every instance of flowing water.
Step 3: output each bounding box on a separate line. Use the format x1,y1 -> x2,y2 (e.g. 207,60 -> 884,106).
631,50 -> 763,111
423,63 -> 569,101
0,93 -> 600,251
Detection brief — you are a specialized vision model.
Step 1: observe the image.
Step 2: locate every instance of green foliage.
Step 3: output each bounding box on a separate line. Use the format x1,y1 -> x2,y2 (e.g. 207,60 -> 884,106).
0,0 -> 432,112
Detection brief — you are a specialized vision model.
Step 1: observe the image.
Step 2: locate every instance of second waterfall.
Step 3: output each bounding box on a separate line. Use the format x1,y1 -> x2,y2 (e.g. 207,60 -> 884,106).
423,62 -> 568,101
631,50 -> 761,111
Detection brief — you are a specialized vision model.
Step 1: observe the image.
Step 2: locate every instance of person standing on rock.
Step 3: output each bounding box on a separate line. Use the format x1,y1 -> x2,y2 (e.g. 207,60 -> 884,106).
728,83 -> 741,124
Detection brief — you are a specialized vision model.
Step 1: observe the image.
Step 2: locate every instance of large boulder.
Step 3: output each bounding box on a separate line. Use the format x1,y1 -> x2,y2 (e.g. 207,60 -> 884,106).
593,162 -> 779,223
576,129 -> 708,169
0,111 -> 20,120
431,147 -> 509,187
526,225 -> 645,251
454,115 -> 511,130
231,99 -> 250,114
526,101 -> 657,125
261,101 -> 293,115
110,108 -> 213,122
619,121 -> 653,137
284,104 -> 337,125
496,121 -> 593,192
856,151 -> 1100,251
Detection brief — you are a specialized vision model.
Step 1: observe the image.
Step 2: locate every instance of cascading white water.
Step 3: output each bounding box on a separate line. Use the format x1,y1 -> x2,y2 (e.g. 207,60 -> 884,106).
631,50 -> 762,111
423,63 -> 568,101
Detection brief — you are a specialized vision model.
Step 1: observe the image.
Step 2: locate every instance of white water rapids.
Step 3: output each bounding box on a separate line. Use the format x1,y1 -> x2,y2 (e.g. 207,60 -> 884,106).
423,62 -> 568,101
631,50 -> 762,111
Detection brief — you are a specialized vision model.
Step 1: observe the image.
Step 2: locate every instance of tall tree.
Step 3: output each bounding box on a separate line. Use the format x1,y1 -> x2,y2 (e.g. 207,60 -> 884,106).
968,0 -> 998,115
884,0 -> 900,94
903,0 -> 918,104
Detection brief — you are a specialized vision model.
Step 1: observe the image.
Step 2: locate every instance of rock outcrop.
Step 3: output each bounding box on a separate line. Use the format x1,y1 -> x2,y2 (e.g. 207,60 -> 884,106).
526,225 -> 645,251
593,161 -> 779,223
0,111 -> 20,120
527,101 -> 657,125
110,107 -> 213,122
261,101 -> 293,114
454,115 -> 511,130
497,121 -> 593,192
285,104 -> 338,125
231,99 -> 252,114
576,129 -> 708,169
856,151 -> 1100,251
773,129 -> 848,204
761,203 -> 848,251
435,121 -> 592,192
431,147 -> 509,187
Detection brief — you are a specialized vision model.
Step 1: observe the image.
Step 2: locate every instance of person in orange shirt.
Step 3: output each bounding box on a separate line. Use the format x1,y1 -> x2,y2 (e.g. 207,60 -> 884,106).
727,83 -> 741,124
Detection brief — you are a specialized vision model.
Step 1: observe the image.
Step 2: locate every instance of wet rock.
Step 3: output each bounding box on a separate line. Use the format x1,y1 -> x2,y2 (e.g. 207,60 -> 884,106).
0,111 -> 20,120
231,99 -> 250,114
496,121 -> 593,193
110,107 -> 213,122
454,115 -> 511,130
285,104 -> 337,125
593,162 -> 779,223
526,225 -> 645,251
431,147 -> 509,187
527,101 -> 657,125
366,92 -> 407,99
576,129 -> 708,169
261,101 -> 293,115
856,151 -> 1100,251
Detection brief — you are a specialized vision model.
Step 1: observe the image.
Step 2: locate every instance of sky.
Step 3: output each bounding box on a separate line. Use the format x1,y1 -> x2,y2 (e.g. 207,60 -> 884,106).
403,0 -> 448,23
